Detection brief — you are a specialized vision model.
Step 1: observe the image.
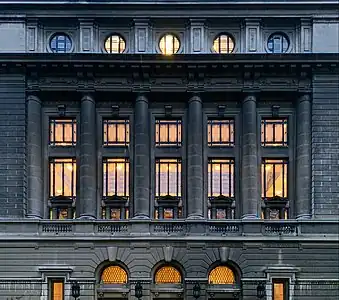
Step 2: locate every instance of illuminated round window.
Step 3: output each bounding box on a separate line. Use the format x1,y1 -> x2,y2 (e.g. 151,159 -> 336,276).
50,33 -> 72,53
155,266 -> 182,284
267,32 -> 289,53
159,34 -> 180,55
208,266 -> 235,284
213,34 -> 235,54
101,265 -> 128,284
104,34 -> 126,54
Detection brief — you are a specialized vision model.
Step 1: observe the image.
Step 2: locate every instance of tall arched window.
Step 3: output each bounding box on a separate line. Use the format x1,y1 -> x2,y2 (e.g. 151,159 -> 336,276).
208,266 -> 235,284
101,265 -> 128,284
155,265 -> 182,284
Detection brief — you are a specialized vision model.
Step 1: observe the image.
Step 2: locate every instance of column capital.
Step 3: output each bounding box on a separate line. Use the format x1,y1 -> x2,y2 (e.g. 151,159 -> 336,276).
188,94 -> 202,104
26,93 -> 41,103
135,94 -> 149,103
81,93 -> 95,103
243,94 -> 257,103
298,94 -> 311,103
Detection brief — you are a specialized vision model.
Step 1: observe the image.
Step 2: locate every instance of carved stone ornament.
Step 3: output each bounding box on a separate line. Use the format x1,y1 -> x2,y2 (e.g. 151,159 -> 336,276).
163,245 -> 174,262
219,246 -> 230,263
107,246 -> 118,262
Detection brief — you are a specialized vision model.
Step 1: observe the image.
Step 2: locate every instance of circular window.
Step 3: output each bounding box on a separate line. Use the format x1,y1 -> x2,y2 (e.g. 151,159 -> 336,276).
159,34 -> 180,55
49,33 -> 72,53
104,34 -> 126,54
267,33 -> 289,53
213,34 -> 235,54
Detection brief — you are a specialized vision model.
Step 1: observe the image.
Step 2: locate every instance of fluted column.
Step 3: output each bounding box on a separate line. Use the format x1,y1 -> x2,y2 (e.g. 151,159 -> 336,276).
187,94 -> 204,219
296,94 -> 312,219
241,94 -> 259,219
79,94 -> 97,219
26,94 -> 43,219
133,94 -> 150,218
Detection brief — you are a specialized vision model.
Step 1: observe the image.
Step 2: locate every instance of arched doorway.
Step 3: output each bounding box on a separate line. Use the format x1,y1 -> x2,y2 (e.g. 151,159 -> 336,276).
97,265 -> 129,300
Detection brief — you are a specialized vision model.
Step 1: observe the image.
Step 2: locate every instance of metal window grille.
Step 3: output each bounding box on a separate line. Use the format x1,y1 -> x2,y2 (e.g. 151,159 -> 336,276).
103,119 -> 130,146
155,266 -> 182,284
208,119 -> 235,146
267,33 -> 289,53
213,34 -> 235,53
49,119 -> 76,146
261,159 -> 288,199
104,35 -> 126,54
261,118 -> 288,147
155,119 -> 182,147
159,34 -> 180,55
49,158 -> 76,198
101,266 -> 128,284
103,158 -> 129,197
50,34 -> 72,53
208,266 -> 235,284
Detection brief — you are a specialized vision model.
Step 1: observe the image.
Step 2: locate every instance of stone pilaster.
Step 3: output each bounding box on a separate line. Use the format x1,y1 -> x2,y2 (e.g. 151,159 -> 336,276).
133,19 -> 151,53
79,94 -> 97,219
296,94 -> 312,219
133,94 -> 150,218
187,94 -> 204,219
26,94 -> 44,219
188,19 -> 206,53
79,19 -> 97,53
241,95 -> 259,219
244,18 -> 262,53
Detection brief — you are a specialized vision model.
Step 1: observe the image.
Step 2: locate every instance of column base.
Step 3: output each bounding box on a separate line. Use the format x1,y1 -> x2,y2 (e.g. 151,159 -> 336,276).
186,213 -> 204,220
296,214 -> 312,220
132,214 -> 150,220
241,214 -> 259,219
78,214 -> 96,220
25,214 -> 43,219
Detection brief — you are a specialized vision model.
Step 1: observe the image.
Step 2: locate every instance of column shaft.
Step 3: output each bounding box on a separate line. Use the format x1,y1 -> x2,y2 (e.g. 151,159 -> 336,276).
187,95 -> 204,219
26,95 -> 43,218
241,95 -> 259,219
79,94 -> 97,219
133,95 -> 150,218
296,94 -> 312,219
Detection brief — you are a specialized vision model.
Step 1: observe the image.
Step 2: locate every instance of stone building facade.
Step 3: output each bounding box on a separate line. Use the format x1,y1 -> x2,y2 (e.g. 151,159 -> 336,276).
0,1 -> 338,299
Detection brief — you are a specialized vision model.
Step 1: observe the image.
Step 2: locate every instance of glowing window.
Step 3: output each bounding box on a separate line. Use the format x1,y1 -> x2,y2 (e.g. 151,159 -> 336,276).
208,266 -> 235,284
50,33 -> 72,53
155,266 -> 182,284
261,118 -> 288,147
208,119 -> 234,147
208,159 -> 234,198
103,119 -> 129,146
104,35 -> 126,53
261,159 -> 288,199
50,279 -> 64,300
155,119 -> 182,147
155,159 -> 181,198
213,34 -> 235,54
50,119 -> 76,146
101,266 -> 128,284
49,158 -> 76,198
267,33 -> 289,53
103,158 -> 129,198
159,34 -> 180,55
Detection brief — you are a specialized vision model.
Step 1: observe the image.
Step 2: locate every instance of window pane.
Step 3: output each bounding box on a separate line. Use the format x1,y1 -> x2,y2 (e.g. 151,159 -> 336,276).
262,159 -> 288,198
51,281 -> 64,300
261,119 -> 288,147
208,159 -> 234,197
103,120 -> 129,146
156,120 -> 181,146
208,120 -> 234,146
103,158 -> 129,197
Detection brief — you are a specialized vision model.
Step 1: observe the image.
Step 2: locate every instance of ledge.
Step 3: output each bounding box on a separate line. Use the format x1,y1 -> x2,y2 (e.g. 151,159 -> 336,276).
0,219 -> 338,241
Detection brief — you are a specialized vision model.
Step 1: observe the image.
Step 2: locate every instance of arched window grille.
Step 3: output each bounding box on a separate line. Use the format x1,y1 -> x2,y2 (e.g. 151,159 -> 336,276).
267,33 -> 290,53
213,34 -> 235,54
49,33 -> 72,53
101,265 -> 128,284
159,34 -> 180,55
208,266 -> 235,284
155,266 -> 182,284
104,34 -> 126,53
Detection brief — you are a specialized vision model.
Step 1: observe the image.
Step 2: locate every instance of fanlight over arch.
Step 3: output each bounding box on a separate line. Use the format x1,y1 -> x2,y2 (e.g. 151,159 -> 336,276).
155,266 -> 182,284
101,265 -> 128,284
208,266 -> 235,284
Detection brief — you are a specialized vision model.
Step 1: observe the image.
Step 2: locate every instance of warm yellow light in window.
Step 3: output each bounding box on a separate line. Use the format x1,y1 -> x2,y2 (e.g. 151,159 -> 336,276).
66,164 -> 73,171
52,281 -> 64,300
159,34 -> 180,55
105,35 -> 126,54
214,165 -> 221,171
213,34 -> 235,54
273,282 -> 284,300
155,266 -> 182,284
208,266 -> 235,284
101,266 -> 128,284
